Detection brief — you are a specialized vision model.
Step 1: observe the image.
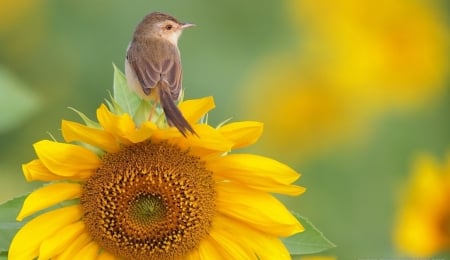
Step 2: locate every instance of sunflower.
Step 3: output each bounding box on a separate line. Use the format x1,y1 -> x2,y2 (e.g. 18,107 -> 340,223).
8,94 -> 305,259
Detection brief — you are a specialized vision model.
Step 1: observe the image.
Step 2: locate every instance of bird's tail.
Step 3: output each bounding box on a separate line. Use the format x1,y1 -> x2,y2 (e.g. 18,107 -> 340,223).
158,82 -> 196,137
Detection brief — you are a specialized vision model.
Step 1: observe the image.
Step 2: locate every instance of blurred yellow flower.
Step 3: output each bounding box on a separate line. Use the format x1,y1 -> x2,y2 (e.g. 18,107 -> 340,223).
289,0 -> 448,111
242,0 -> 448,160
394,153 -> 450,257
0,0 -> 39,32
241,55 -> 370,161
0,0 -> 46,67
9,96 -> 305,259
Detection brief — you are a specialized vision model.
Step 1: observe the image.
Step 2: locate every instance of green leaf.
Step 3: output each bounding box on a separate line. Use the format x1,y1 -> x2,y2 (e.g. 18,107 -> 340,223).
0,193 -> 79,255
112,63 -> 141,117
283,213 -> 336,255
0,66 -> 41,134
0,195 -> 27,253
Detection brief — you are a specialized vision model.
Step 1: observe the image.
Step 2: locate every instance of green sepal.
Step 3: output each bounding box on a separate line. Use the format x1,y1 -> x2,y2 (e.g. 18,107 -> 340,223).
216,117 -> 233,128
104,96 -> 124,115
133,99 -> 153,126
68,107 -> 100,128
112,63 -> 142,117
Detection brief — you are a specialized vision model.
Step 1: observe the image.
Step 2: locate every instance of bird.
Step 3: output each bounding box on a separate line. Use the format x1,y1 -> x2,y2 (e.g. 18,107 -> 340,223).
125,12 -> 196,136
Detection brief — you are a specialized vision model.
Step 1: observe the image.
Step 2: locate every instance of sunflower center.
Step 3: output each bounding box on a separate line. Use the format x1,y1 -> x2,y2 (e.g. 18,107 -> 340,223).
80,140 -> 216,260
130,193 -> 166,224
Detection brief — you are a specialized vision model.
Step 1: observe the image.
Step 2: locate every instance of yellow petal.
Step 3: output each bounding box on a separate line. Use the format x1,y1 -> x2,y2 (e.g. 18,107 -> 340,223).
182,124 -> 233,153
34,140 -> 100,179
17,183 -> 82,221
54,232 -> 91,260
73,241 -> 99,259
22,160 -> 67,182
62,120 -> 120,153
96,104 -> 136,144
209,225 -> 257,259
178,96 -> 215,124
9,205 -> 82,260
188,238 -> 224,260
207,154 -> 305,195
126,120 -> 157,143
186,247 -> 201,260
38,221 -> 86,260
216,182 -> 304,237
152,124 -> 233,156
97,250 -> 117,260
218,121 -> 263,149
214,214 -> 291,260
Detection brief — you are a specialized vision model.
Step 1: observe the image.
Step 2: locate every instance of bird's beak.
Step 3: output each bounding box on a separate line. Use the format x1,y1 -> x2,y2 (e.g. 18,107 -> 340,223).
181,23 -> 195,29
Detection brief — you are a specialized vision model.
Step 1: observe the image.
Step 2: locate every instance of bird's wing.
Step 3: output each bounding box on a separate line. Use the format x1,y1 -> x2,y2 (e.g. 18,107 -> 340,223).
126,40 -> 182,99
161,56 -> 182,100
126,45 -> 159,95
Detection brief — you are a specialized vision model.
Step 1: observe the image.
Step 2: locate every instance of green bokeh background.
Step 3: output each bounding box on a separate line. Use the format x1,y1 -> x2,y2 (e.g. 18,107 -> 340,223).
0,1 -> 448,259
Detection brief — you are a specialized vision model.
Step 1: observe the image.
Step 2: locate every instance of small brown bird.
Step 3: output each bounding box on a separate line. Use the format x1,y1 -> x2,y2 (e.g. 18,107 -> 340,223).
125,12 -> 196,136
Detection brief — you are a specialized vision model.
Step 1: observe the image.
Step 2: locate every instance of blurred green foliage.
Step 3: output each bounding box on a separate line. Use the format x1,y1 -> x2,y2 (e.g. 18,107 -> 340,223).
0,0 -> 448,259
0,67 -> 40,134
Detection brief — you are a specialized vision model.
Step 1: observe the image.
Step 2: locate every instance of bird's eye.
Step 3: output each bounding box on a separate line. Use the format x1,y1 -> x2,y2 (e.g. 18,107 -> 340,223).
165,24 -> 173,30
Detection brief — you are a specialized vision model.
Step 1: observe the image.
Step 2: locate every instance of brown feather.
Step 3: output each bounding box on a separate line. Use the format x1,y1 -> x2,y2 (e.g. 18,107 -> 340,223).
158,81 -> 196,136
